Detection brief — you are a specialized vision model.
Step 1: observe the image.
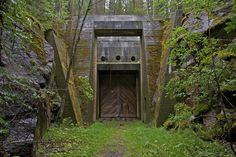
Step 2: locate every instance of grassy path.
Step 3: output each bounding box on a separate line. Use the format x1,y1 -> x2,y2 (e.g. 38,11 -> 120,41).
39,121 -> 232,157
96,123 -> 128,157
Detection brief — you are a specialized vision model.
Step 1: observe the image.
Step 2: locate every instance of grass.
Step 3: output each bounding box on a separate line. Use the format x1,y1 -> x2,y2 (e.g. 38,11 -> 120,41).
38,121 -> 233,157
38,123 -> 114,157
125,122 -> 231,157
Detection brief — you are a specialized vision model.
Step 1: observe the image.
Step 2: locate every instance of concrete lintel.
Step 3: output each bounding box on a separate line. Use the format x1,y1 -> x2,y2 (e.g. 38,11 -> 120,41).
97,64 -> 140,71
94,21 -> 143,36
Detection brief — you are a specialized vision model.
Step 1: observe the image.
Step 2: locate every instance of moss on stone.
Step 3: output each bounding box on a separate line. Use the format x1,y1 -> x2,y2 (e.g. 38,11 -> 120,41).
208,125 -> 224,139
32,36 -> 46,60
163,119 -> 175,130
192,104 -> 211,116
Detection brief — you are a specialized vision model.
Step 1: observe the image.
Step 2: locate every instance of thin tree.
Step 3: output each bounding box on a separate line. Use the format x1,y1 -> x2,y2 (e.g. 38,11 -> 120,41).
57,0 -> 92,122
0,0 -> 7,66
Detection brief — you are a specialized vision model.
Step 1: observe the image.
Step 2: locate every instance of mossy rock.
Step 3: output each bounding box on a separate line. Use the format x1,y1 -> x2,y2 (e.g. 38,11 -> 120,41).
229,58 -> 236,71
207,125 -> 224,139
177,120 -> 190,129
192,104 -> 211,116
216,113 -> 225,121
198,130 -> 213,141
175,103 -> 192,115
32,36 -> 46,60
232,121 -> 236,128
163,104 -> 193,130
163,120 -> 175,130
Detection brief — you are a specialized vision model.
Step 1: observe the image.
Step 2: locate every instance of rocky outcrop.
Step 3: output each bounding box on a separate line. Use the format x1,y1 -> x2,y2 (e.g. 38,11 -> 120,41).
0,32 -> 54,156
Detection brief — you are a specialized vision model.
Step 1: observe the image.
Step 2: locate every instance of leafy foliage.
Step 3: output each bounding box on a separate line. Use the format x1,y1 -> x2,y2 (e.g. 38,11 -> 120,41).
164,103 -> 193,130
0,67 -> 37,108
166,27 -> 236,105
1,0 -> 69,60
73,76 -> 94,123
154,0 -> 223,18
0,113 -> 8,137
225,0 -> 236,67
225,0 -> 236,33
3,0 -> 68,31
164,27 -> 236,148
105,0 -> 146,15
74,76 -> 94,102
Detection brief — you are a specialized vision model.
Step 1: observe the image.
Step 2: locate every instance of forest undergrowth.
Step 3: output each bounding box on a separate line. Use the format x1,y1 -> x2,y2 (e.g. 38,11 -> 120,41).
38,121 -> 233,157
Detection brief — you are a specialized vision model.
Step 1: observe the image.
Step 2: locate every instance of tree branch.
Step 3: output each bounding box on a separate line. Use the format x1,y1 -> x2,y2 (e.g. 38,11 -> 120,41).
57,0 -> 92,123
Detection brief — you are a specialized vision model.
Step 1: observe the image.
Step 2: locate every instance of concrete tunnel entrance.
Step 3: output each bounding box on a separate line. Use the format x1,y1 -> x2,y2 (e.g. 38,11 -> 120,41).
47,16 -> 164,124
95,36 -> 142,120
92,20 -> 149,122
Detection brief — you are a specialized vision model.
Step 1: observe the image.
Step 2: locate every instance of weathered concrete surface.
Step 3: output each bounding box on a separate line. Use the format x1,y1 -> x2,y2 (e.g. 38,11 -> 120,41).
57,15 -> 163,123
94,21 -> 143,36
97,37 -> 141,63
45,30 -> 83,124
154,10 -> 182,126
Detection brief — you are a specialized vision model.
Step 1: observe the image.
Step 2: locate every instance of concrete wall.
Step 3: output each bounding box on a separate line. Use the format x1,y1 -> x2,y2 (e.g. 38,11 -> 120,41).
57,15 -> 163,123
154,10 -> 183,126
45,30 -> 83,124
97,37 -> 141,63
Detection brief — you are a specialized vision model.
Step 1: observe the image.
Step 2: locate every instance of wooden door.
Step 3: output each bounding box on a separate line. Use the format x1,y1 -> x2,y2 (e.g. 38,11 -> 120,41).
99,71 -> 137,118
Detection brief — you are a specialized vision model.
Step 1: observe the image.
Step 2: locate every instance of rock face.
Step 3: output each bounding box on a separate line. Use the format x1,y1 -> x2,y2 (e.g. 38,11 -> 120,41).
182,11 -> 214,33
182,3 -> 233,33
0,33 -> 54,156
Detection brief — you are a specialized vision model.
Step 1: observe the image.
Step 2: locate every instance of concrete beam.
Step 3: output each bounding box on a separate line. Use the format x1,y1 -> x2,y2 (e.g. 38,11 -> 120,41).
94,21 -> 143,36
45,30 -> 83,124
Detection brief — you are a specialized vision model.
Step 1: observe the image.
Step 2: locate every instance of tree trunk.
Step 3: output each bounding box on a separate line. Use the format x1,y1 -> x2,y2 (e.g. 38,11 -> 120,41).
69,0 -> 79,17
94,0 -> 105,15
57,0 -> 92,122
0,23 -> 3,66
32,101 -> 51,157
0,0 -> 7,66
55,0 -> 62,17
108,0 -> 115,15
147,0 -> 153,15
116,0 -> 123,14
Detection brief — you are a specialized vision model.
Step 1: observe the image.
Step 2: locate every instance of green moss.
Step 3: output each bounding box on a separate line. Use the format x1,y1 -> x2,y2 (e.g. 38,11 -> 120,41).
74,76 -> 94,102
192,104 -> 211,116
163,118 -> 175,129
189,123 -> 223,141
232,121 -> 236,128
0,114 -> 8,137
32,36 -> 46,60
163,103 -> 193,130
73,76 -> 94,123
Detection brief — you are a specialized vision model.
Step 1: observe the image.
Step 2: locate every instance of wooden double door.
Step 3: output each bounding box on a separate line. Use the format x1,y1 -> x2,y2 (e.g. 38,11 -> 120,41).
99,71 -> 138,118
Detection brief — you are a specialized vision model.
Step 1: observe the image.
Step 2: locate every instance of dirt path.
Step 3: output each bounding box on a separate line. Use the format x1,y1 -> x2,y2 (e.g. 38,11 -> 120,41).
96,122 -> 130,157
